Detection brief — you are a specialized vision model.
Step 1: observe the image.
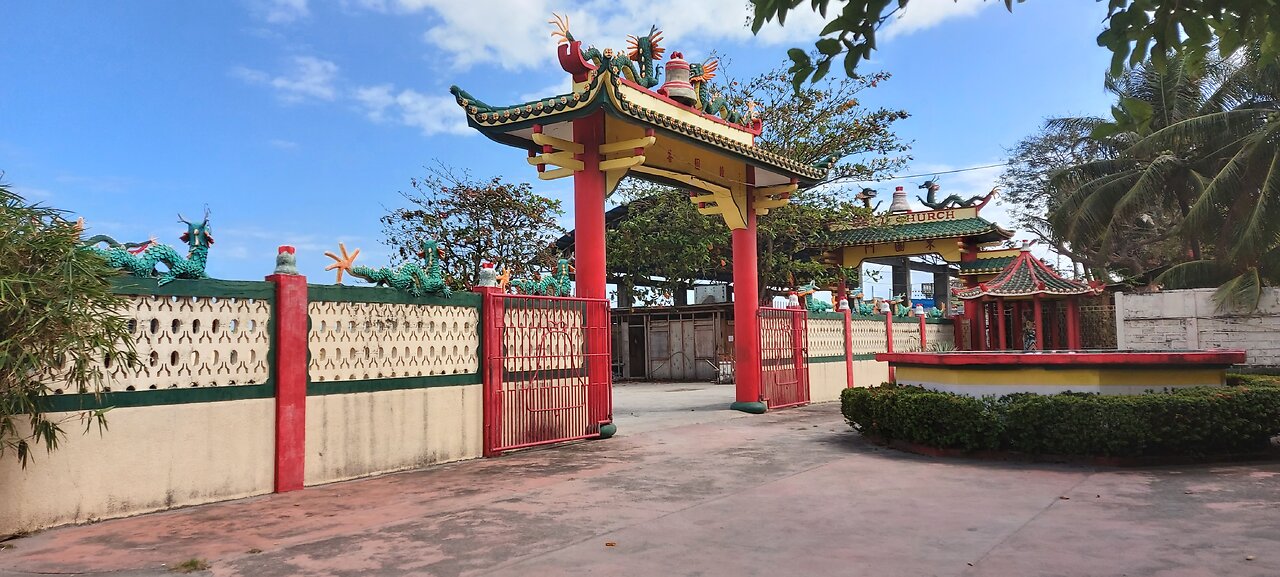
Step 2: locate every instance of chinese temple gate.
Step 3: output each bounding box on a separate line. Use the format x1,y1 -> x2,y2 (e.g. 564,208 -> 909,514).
450,16 -> 827,412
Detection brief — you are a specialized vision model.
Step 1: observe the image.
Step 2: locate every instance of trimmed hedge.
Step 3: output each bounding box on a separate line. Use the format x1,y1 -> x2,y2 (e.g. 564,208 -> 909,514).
841,384 -> 1280,458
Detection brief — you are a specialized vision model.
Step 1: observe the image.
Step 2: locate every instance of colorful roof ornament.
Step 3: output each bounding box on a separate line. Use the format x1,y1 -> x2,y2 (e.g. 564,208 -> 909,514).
447,14 -> 829,230
953,243 -> 1104,300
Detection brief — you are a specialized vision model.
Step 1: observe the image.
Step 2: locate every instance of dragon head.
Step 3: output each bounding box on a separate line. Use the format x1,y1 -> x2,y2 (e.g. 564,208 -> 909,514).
855,187 -> 877,199
688,57 -> 718,84
555,258 -> 574,278
919,178 -> 940,193
627,26 -> 665,62
416,239 -> 446,264
177,208 -> 214,249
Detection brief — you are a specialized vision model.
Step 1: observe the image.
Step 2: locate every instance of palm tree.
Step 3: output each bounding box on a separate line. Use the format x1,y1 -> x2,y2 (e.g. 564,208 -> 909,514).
1049,49 -> 1280,309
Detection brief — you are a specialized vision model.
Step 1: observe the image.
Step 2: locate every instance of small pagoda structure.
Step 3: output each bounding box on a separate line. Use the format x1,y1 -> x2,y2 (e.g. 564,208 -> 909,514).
449,15 -> 827,413
953,244 -> 1104,350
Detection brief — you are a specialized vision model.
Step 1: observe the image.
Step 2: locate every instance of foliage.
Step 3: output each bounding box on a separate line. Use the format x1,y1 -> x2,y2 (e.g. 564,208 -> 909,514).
841,384 -> 1280,457
607,62 -> 908,301
1048,49 -> 1280,308
749,0 -> 1280,91
0,183 -> 135,467
382,164 -> 565,291
170,558 -> 211,573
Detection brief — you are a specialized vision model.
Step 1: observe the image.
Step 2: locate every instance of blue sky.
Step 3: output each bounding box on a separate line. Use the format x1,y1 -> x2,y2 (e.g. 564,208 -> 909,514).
1,1 -> 1114,296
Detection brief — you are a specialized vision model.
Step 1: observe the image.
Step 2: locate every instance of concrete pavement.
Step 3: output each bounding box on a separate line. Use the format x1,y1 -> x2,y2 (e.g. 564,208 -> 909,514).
1,382 -> 1277,576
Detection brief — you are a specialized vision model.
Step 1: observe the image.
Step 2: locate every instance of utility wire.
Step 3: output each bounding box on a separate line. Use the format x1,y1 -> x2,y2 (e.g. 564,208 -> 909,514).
868,162 -> 1010,183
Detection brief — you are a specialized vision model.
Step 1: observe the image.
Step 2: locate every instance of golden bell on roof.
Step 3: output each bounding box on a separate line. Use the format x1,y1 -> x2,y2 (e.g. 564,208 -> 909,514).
658,51 -> 698,106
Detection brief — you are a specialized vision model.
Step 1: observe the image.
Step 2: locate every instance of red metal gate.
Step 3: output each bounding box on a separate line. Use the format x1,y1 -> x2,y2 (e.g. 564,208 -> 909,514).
483,293 -> 613,456
758,307 -> 809,409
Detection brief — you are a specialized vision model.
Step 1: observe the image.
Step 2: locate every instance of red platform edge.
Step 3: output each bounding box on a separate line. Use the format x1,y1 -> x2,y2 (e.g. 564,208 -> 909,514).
875,350 -> 1248,367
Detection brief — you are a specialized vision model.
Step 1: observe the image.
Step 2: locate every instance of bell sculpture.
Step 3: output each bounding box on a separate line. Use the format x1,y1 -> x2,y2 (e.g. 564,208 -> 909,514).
658,52 -> 698,106
888,185 -> 912,214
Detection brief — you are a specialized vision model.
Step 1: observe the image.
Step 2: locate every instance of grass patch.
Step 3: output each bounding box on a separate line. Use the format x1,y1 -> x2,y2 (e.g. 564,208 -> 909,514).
171,558 -> 211,573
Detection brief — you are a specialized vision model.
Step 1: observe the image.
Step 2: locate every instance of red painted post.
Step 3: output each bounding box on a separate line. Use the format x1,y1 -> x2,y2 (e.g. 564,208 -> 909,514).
266,246 -> 307,493
885,307 -> 895,382
995,298 -> 1007,351
572,110 -> 606,300
1066,298 -> 1082,349
918,314 -> 927,352
1033,296 -> 1044,350
975,300 -> 987,351
731,168 -> 764,413
474,286 -> 504,457
842,308 -> 855,388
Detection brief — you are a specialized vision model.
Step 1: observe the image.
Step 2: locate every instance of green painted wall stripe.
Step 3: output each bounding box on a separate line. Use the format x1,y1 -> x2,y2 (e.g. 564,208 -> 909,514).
308,373 -> 480,395
111,277 -> 275,300
40,384 -> 275,412
307,284 -> 481,307
851,353 -> 881,361
808,312 -> 846,320
807,355 -> 847,364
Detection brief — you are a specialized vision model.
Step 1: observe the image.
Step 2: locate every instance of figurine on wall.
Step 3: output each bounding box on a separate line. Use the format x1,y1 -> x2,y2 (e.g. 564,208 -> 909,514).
82,209 -> 214,285
510,258 -> 573,297
916,178 -> 988,210
325,239 -> 452,297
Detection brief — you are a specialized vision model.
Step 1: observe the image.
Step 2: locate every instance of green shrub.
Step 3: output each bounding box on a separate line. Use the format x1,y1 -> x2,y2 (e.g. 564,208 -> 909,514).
840,384 -> 1280,458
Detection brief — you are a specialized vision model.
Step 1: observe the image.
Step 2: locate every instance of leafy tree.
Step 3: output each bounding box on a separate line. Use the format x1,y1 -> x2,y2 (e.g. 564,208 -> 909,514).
0,182 -> 134,467
607,180 -> 731,301
748,0 -> 1280,90
381,165 -> 565,290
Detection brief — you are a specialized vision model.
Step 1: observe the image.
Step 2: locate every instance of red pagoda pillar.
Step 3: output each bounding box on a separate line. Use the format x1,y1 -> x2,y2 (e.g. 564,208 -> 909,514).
731,168 -> 765,413
1066,298 -> 1082,349
572,111 -> 607,300
995,298 -> 1007,350
1033,296 -> 1044,350
975,299 -> 988,351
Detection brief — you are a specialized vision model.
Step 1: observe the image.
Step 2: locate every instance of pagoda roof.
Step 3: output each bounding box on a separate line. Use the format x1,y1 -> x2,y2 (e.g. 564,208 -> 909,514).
449,67 -> 827,184
819,216 -> 1012,248
957,247 -> 1022,276
954,248 -> 1104,300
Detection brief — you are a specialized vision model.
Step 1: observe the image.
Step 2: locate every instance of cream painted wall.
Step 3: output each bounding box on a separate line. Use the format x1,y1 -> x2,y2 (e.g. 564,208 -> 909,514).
0,399 -> 274,536
304,384 -> 482,486
808,361 -> 848,403
853,360 -> 890,388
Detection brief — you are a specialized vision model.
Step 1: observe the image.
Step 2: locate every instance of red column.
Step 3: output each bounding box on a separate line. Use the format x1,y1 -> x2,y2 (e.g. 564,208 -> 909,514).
731,168 -> 765,413
475,286 -> 505,456
918,314 -> 927,352
975,300 -> 987,351
1066,298 -> 1082,349
995,298 -> 1007,351
1033,296 -> 1044,351
1047,301 -> 1059,349
842,308 -> 855,388
570,112 -> 616,434
266,246 -> 307,493
885,307 -> 895,382
572,111 -> 606,300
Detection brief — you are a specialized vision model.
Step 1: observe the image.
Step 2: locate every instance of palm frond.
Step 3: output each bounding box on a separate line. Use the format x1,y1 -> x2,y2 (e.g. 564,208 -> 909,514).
1156,259 -> 1230,289
1126,109 -> 1266,158
1233,145 -> 1280,260
1211,268 -> 1263,313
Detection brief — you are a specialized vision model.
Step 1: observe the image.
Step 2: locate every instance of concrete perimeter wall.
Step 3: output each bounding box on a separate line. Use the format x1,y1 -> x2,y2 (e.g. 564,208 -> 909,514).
1,279 -> 485,536
806,312 -> 954,403
1116,288 -> 1280,367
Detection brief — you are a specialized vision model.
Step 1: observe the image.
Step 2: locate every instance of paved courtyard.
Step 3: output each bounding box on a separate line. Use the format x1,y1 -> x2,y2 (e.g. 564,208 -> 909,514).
2,382 -> 1278,576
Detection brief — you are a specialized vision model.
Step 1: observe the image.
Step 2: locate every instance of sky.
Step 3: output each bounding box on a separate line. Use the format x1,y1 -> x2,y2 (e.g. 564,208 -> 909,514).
0,0 -> 1116,298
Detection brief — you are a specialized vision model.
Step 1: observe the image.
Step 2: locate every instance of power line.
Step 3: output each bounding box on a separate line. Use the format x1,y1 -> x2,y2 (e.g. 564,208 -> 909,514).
868,162 -> 1010,183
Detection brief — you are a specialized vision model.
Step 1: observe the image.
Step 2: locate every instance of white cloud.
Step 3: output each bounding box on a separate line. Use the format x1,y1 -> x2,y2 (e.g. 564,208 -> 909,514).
269,139 -> 299,149
12,185 -> 54,200
880,0 -> 995,40
353,84 -> 471,136
251,0 -> 310,24
350,0 -> 827,72
232,56 -> 340,103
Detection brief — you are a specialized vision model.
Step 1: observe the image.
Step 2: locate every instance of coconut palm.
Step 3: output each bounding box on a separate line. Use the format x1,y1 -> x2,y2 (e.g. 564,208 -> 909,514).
1050,48 -> 1280,309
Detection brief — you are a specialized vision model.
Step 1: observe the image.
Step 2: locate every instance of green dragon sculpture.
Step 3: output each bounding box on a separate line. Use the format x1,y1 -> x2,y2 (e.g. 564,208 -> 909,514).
511,258 -> 574,297
554,16 -> 665,90
83,210 -> 213,285
688,58 -> 744,124
344,239 -> 452,298
796,281 -> 833,312
917,178 -> 987,210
